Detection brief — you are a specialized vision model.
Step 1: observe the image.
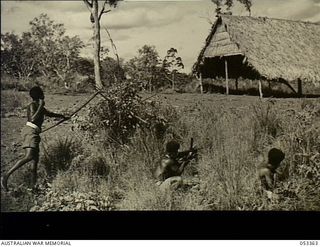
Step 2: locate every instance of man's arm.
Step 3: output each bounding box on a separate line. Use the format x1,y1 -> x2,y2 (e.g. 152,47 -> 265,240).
44,108 -> 68,119
265,172 -> 274,190
177,160 -> 189,176
176,149 -> 197,175
154,159 -> 171,181
259,168 -> 274,190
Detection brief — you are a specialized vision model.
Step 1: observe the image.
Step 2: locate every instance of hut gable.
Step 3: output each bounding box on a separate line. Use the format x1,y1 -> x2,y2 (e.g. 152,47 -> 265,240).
204,20 -> 242,58
193,15 -> 320,84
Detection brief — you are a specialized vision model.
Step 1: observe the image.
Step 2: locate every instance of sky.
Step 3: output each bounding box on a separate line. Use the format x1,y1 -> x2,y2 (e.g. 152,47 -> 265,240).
1,0 -> 320,73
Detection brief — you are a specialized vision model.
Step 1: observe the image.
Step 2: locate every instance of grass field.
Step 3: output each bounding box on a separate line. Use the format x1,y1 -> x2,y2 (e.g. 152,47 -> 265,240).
1,89 -> 319,211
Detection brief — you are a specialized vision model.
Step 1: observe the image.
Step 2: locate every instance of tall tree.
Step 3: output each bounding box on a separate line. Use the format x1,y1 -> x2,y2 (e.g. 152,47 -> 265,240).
125,45 -> 161,92
1,32 -> 38,82
162,48 -> 184,91
83,0 -> 120,89
29,14 -> 84,88
53,36 -> 84,88
1,14 -> 84,89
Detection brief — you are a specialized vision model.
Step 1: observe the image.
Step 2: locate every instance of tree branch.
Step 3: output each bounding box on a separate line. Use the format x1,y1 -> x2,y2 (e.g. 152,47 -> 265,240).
98,0 -> 111,21
162,71 -> 174,84
83,0 -> 93,11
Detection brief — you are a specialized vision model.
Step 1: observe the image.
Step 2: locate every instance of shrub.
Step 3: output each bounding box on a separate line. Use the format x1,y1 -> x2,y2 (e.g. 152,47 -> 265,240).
74,81 -> 174,147
41,137 -> 81,178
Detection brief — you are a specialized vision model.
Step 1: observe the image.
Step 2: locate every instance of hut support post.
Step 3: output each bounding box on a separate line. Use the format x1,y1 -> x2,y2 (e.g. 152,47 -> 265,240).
225,59 -> 229,95
199,73 -> 203,94
235,77 -> 239,92
298,79 -> 303,97
258,80 -> 263,99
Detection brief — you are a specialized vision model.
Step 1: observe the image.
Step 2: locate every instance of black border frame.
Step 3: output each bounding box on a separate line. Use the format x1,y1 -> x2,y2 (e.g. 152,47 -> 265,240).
1,211 -> 320,239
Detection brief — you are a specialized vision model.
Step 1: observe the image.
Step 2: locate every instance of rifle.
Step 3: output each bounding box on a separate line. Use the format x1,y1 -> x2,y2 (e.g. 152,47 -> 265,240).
177,138 -> 198,163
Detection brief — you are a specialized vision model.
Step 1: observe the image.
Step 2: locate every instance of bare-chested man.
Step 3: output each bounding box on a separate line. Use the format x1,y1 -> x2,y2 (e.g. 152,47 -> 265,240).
1,86 -> 68,191
154,140 -> 196,191
258,148 -> 285,191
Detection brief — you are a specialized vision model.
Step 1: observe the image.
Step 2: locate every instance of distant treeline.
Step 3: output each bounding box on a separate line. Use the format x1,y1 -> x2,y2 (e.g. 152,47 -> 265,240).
1,14 -> 192,92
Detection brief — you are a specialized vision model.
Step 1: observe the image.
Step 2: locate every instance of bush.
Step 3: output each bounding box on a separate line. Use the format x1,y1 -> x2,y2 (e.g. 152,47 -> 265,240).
74,81 -> 172,147
42,137 -> 81,178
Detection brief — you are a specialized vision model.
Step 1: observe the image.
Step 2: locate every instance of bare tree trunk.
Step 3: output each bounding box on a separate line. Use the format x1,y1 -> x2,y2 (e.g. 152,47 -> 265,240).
53,69 -> 69,89
92,0 -> 103,89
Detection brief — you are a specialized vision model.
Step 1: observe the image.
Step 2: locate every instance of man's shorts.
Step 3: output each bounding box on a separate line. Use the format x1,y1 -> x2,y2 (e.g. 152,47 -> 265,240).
21,125 -> 41,150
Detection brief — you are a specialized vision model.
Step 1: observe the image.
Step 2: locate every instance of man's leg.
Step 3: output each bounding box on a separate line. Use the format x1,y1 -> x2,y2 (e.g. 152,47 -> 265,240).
31,150 -> 39,188
159,176 -> 182,192
1,148 -> 35,191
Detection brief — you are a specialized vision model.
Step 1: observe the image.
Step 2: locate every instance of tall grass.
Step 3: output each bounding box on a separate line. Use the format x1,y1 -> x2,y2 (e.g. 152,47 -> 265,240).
5,95 -> 319,212
110,99 -> 319,210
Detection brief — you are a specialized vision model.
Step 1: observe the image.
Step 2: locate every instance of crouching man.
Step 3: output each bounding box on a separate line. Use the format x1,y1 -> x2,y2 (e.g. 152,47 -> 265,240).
258,148 -> 285,200
154,140 -> 197,192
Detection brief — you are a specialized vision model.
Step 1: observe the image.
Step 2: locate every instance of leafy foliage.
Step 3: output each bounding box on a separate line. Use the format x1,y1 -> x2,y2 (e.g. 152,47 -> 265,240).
1,14 -> 84,89
74,81 -> 169,146
212,0 -> 252,15
101,56 -> 126,85
29,14 -> 84,87
30,189 -> 114,211
162,48 -> 185,90
125,45 -> 162,91
1,32 -> 39,80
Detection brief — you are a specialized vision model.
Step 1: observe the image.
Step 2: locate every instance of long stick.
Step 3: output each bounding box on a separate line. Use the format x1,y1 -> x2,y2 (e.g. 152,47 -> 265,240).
41,91 -> 100,134
103,26 -> 120,69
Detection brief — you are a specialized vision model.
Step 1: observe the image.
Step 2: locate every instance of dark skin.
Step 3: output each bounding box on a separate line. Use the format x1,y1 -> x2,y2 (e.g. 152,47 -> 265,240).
1,91 -> 68,191
258,161 -> 281,191
154,150 -> 191,182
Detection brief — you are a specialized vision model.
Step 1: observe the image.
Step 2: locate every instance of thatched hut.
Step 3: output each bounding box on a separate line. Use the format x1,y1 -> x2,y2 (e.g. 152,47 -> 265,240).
192,15 -> 320,96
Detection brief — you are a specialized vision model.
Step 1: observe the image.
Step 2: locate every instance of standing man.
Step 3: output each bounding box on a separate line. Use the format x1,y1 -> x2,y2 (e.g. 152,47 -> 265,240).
1,86 -> 68,191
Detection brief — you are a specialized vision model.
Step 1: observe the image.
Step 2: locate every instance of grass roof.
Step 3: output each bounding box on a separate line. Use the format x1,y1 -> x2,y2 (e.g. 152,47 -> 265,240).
193,15 -> 320,84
